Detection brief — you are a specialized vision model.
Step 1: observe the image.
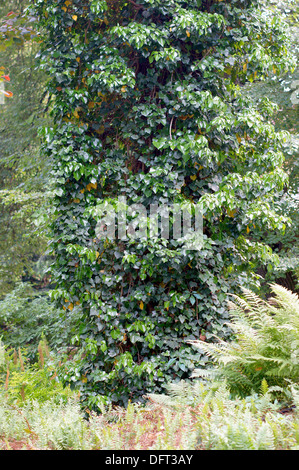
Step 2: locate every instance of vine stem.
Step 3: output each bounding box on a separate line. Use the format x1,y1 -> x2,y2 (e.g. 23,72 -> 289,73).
127,0 -> 143,10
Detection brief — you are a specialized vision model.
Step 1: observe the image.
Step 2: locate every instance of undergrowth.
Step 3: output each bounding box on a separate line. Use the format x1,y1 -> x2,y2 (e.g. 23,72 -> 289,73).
0,380 -> 298,450
189,284 -> 299,401
0,283 -> 299,450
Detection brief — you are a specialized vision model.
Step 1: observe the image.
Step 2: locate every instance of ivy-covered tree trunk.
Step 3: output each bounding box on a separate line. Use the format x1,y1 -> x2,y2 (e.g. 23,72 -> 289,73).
35,0 -> 296,408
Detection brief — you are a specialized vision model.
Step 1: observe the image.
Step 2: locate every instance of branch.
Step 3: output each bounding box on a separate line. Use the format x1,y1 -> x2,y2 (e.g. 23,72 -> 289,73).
127,0 -> 144,10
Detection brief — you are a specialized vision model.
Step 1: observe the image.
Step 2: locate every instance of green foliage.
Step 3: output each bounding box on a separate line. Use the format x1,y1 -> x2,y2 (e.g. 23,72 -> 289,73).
0,0 -> 51,295
0,395 -> 90,449
34,0 -> 297,407
0,340 -> 75,405
0,333 -> 299,450
1,376 -> 299,450
148,380 -> 299,450
0,2 -> 38,52
190,284 -> 299,399
240,0 -> 299,293
0,283 -> 77,360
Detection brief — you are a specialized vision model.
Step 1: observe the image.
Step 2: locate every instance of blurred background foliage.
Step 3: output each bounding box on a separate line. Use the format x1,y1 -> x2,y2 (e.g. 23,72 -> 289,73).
243,0 -> 299,293
0,0 -> 52,296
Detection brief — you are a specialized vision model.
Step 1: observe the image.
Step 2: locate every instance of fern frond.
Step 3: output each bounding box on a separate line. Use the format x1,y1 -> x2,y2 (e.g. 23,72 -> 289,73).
190,284 -> 299,400
191,368 -> 219,380
146,393 -> 178,408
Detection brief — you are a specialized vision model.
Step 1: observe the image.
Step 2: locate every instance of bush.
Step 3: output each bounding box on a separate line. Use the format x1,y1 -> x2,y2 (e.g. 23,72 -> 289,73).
190,284 -> 299,400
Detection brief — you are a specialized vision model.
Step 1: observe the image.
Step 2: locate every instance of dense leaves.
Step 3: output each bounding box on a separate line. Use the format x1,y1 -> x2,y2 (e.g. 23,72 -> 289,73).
0,283 -> 77,361
240,0 -> 299,295
0,7 -> 37,50
35,0 -> 296,408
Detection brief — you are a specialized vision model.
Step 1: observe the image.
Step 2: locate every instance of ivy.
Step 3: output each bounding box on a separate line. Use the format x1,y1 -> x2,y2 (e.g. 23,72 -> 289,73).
34,0 -> 296,408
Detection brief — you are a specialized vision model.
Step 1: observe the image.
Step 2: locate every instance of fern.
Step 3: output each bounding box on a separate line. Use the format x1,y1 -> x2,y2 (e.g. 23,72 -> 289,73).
190,284 -> 299,400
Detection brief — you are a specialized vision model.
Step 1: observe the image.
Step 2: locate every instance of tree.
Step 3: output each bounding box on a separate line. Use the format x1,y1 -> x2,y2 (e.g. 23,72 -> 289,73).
35,0 -> 296,408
